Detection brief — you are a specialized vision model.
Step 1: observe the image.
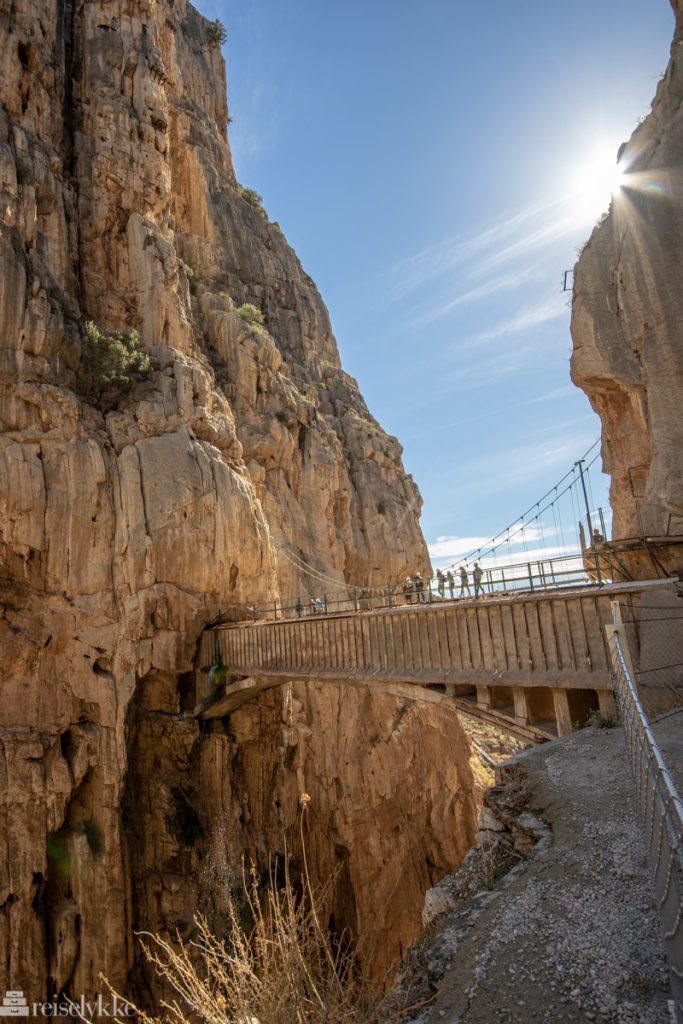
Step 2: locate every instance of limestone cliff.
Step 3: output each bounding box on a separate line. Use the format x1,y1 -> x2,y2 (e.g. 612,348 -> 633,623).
0,0 -> 477,1001
571,1 -> 683,574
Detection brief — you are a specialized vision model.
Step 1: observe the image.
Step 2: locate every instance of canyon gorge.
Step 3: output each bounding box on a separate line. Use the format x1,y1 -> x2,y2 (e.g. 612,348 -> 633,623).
0,0 -> 479,1002
2,0 -> 683,1013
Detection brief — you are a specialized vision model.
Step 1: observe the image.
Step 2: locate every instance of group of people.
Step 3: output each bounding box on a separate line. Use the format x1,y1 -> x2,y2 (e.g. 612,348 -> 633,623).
295,596 -> 325,616
402,563 -> 485,604
291,564 -> 487,618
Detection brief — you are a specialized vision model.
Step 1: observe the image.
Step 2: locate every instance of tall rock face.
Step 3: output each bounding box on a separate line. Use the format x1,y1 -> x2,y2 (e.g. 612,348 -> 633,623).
0,0 -> 477,1002
571,1 -> 683,574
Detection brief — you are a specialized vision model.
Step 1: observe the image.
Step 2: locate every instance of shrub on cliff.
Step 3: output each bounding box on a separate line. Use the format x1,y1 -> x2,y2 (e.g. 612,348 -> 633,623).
206,18 -> 228,47
180,260 -> 196,294
238,184 -> 268,220
235,303 -> 266,327
78,320 -> 151,410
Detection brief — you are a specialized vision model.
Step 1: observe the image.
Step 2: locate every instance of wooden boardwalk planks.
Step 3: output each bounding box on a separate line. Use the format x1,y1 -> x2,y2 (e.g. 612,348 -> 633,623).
537,601 -> 560,671
209,585 -> 661,693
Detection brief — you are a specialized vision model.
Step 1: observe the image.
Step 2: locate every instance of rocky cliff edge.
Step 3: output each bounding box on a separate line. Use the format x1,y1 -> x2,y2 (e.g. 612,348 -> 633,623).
0,0 -> 477,1000
571,1 -> 683,574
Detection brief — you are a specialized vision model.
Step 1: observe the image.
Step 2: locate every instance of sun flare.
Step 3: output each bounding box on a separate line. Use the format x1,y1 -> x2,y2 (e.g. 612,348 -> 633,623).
571,148 -> 625,223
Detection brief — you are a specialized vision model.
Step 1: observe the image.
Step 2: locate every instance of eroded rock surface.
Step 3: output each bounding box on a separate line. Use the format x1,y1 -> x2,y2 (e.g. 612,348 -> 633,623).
0,0 -> 476,1000
571,1 -> 682,574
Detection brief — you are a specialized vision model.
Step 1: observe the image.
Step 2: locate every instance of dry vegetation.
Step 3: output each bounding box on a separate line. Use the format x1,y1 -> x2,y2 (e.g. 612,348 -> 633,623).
95,828 -> 385,1024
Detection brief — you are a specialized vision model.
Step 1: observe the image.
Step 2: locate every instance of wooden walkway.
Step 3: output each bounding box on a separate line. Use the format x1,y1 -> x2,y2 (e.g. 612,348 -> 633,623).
196,579 -> 670,738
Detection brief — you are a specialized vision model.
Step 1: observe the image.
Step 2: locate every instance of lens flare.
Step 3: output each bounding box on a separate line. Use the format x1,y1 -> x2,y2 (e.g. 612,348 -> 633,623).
572,148 -> 625,222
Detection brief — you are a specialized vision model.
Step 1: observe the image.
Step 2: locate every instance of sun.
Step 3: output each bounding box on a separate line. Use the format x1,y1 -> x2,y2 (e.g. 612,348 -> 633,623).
571,147 -> 625,223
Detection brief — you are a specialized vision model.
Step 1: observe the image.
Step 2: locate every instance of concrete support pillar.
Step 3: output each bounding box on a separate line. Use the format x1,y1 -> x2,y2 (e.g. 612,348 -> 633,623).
444,683 -> 456,697
512,686 -> 529,724
597,689 -> 617,719
476,684 -> 491,709
552,688 -> 573,737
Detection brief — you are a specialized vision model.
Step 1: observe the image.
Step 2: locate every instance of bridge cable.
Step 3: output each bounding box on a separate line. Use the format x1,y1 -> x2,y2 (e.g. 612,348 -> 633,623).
446,439 -> 600,571
276,442 -> 603,601
280,548 -> 350,591
442,447 -> 601,574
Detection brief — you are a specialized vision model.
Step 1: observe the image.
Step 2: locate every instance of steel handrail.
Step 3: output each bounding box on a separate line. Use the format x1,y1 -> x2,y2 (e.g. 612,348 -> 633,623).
607,607 -> 683,1022
228,550 -> 624,623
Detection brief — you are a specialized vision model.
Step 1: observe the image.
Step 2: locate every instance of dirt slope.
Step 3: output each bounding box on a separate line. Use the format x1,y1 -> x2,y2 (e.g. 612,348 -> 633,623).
421,726 -> 676,1024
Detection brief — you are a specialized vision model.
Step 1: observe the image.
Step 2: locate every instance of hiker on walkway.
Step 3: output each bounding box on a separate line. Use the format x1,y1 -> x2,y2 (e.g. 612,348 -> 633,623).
473,562 -> 484,597
436,569 -> 445,599
295,597 -> 303,618
414,572 -> 425,603
403,576 -> 414,604
459,566 -> 470,597
446,570 -> 455,599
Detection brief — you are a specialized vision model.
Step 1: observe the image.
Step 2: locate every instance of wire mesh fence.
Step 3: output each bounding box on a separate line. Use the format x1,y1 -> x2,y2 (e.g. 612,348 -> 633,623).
607,606 -> 683,1022
618,601 -> 683,718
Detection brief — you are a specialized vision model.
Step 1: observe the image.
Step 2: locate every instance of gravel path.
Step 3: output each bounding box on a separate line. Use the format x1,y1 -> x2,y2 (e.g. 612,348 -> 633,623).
420,726 -> 675,1024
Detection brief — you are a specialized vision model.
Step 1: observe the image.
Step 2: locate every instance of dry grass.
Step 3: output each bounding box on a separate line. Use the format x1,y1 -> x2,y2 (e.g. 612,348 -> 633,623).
96,815 -> 383,1024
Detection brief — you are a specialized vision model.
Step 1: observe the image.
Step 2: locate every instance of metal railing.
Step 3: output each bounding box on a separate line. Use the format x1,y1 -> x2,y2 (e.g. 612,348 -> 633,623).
607,606 -> 683,1022
227,550 -> 626,624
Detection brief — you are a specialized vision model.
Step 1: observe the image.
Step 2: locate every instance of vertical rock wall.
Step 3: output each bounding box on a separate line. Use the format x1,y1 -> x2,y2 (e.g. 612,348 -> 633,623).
571,1 -> 683,574
0,0 -> 477,1000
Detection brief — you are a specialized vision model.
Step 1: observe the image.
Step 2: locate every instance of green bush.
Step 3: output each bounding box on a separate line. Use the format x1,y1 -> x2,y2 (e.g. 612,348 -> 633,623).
206,19 -> 227,47
181,261 -> 196,294
237,184 -> 268,220
235,303 -> 265,326
587,708 -> 618,729
78,320 -> 151,410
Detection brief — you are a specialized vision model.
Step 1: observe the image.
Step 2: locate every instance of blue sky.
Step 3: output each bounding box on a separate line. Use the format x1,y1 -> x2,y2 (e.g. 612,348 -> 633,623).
198,0 -> 673,563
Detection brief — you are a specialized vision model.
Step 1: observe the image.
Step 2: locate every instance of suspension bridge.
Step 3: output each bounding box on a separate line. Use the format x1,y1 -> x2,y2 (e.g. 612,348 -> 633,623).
193,440 -> 683,741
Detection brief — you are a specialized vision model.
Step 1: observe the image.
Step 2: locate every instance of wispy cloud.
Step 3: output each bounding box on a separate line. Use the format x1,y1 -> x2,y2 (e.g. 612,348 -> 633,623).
428,540 -> 581,573
400,385 -> 579,441
476,210 -> 578,274
442,425 -> 595,500
405,268 -> 540,328
385,198 -> 561,296
342,188 -> 583,346
428,535 -> 492,561
428,523 -> 559,560
469,293 -> 567,345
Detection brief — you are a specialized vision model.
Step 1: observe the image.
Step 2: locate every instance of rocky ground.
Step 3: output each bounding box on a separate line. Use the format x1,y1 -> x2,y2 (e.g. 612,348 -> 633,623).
388,718 -> 681,1024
